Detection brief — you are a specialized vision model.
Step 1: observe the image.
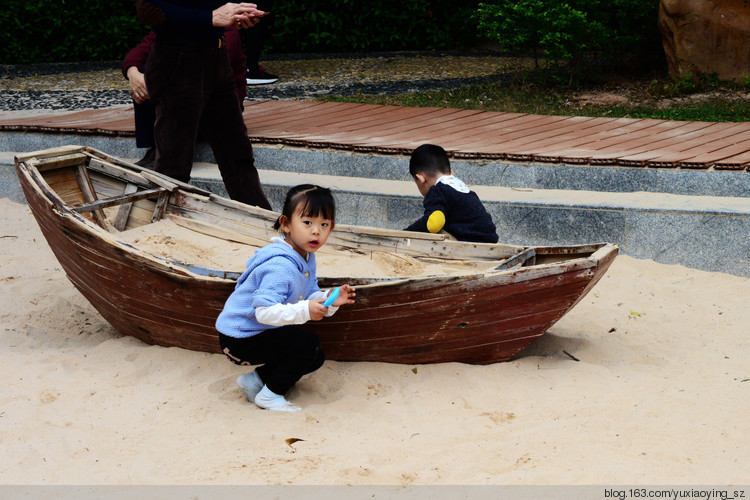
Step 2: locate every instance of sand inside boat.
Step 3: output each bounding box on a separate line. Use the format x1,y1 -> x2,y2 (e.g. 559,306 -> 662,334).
114,217 -> 499,279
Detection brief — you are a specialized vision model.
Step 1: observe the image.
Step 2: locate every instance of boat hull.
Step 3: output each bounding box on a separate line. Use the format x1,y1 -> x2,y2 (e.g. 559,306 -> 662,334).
16,146 -> 617,364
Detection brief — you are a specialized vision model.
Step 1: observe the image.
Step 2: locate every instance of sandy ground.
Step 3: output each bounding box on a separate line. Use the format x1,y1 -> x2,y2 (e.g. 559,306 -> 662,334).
1,197 -> 748,485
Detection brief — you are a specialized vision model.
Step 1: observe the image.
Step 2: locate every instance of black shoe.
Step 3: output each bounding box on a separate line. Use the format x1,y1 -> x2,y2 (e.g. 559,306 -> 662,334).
246,66 -> 278,85
135,147 -> 156,169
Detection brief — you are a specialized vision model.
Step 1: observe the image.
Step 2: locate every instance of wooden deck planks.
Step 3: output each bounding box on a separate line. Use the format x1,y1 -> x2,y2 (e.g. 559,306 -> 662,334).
2,100 -> 749,170
642,124 -> 750,166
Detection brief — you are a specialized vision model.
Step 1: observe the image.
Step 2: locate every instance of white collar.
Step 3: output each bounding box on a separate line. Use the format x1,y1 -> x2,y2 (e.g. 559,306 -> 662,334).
436,175 -> 470,193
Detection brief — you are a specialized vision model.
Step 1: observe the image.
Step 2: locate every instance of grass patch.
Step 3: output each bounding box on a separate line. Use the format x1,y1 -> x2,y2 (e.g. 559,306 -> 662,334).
318,73 -> 750,122
599,100 -> 750,122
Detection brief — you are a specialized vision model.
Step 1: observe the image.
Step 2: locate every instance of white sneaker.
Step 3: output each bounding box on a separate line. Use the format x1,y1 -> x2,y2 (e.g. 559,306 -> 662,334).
245,67 -> 278,85
254,385 -> 301,412
236,371 -> 263,402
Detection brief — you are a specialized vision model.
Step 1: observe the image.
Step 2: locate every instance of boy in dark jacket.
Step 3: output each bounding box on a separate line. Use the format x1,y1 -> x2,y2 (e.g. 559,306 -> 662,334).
404,144 -> 499,243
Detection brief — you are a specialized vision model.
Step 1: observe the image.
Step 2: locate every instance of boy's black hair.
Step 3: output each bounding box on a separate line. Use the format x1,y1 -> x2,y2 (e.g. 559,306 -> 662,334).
409,144 -> 451,177
273,184 -> 336,230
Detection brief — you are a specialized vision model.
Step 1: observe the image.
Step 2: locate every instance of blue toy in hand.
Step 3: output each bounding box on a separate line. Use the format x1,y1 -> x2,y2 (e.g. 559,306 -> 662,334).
323,287 -> 340,307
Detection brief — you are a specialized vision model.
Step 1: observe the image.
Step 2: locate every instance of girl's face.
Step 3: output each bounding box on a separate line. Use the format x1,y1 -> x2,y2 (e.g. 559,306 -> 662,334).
279,208 -> 334,259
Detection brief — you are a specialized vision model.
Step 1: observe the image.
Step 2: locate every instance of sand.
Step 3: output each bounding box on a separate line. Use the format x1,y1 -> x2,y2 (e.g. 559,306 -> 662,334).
1,197 -> 749,485
116,217 -> 498,279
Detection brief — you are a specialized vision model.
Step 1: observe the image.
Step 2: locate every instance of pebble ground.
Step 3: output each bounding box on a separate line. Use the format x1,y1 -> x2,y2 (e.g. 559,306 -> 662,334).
0,52 -> 534,111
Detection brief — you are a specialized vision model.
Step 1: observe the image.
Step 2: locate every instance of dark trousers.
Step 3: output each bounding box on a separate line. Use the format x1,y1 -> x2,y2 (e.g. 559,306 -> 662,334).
133,100 -> 213,153
133,99 -> 216,152
243,0 -> 273,69
144,41 -> 271,209
219,326 -> 325,396
133,100 -> 156,149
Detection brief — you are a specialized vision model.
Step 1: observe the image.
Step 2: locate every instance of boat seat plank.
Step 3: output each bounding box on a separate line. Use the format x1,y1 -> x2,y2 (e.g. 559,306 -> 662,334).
206,193 -> 277,219
151,192 -> 170,222
75,164 -> 113,230
141,170 -> 179,192
33,153 -> 89,172
113,183 -> 139,231
73,187 -> 167,213
87,157 -> 151,186
495,248 -> 537,270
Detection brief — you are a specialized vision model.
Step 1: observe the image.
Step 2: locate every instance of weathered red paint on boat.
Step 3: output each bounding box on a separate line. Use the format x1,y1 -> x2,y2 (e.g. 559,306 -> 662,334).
16,146 -> 618,364
18,163 -> 232,353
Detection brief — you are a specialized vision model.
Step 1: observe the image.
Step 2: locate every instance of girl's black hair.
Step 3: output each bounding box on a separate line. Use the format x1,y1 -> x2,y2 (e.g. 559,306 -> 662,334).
273,184 -> 336,230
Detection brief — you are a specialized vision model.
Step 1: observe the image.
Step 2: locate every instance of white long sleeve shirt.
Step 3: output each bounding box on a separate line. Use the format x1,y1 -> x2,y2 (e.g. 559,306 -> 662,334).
255,290 -> 339,326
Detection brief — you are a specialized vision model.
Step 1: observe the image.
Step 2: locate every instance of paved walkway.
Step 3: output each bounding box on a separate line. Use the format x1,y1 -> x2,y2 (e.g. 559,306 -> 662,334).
2,100 -> 750,170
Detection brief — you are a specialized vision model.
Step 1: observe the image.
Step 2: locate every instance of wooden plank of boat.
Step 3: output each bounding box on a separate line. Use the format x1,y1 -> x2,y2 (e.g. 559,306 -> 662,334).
88,157 -> 153,186
113,183 -> 140,231
72,187 -> 167,213
174,190 -> 525,261
33,152 -> 89,172
14,145 -> 87,164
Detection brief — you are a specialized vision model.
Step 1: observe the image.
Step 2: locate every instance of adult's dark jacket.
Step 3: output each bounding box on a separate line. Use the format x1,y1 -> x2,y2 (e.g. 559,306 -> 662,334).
136,0 -> 227,44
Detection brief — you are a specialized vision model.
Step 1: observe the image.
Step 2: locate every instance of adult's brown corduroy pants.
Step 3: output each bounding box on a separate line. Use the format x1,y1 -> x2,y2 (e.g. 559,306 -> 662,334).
145,40 -> 271,209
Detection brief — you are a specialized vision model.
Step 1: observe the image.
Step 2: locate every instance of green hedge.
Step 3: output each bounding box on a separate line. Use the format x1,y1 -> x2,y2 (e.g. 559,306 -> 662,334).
1,0 -> 145,64
264,0 -> 480,53
1,0 -> 659,67
1,0 -> 480,64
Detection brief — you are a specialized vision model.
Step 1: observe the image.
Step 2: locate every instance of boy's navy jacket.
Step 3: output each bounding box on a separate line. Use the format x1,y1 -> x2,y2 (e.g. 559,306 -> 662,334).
215,239 -> 321,339
405,177 -> 499,243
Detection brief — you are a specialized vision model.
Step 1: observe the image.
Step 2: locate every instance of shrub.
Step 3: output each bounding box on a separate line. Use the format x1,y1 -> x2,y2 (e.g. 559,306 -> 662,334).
264,0 -> 480,53
1,0 -> 481,64
475,0 -> 663,81
477,0 -> 605,82
590,0 -> 663,70
1,0 -> 659,66
1,0 -> 145,64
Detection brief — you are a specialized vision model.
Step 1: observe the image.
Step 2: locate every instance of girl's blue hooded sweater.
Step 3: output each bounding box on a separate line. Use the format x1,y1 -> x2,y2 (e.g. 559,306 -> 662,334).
216,238 -> 321,338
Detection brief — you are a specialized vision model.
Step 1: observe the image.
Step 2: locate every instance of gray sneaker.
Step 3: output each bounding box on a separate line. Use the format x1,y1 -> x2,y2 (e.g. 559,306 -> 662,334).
236,371 -> 264,402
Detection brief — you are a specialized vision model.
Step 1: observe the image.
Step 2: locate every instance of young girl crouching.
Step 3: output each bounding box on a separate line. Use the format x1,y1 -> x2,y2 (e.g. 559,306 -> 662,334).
216,184 -> 356,412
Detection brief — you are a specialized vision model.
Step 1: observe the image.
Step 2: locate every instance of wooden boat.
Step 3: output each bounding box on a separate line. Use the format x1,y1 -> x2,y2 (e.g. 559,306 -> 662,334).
15,145 -> 618,365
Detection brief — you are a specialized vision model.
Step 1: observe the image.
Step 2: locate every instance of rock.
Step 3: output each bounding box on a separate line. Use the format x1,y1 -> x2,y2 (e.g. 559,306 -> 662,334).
658,0 -> 750,81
